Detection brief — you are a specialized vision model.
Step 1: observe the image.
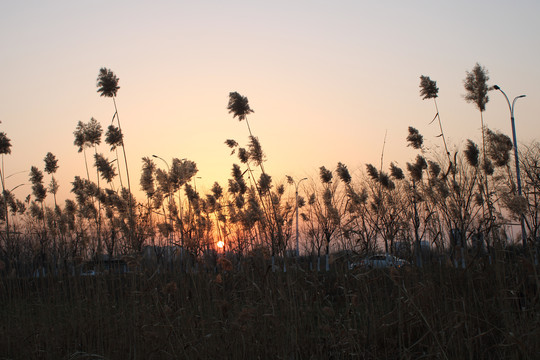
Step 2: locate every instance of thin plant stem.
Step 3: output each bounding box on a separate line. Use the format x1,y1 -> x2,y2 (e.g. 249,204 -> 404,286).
94,147 -> 102,257
83,148 -> 91,181
115,149 -> 124,189
1,155 -> 9,248
380,130 -> 387,172
433,98 -> 451,167
108,111 -> 124,188
112,96 -> 134,244
479,112 -> 494,243
243,117 -> 282,263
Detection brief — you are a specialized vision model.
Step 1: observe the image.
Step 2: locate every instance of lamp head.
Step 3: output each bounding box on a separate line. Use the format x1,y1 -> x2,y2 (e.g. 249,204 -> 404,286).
493,85 -> 501,90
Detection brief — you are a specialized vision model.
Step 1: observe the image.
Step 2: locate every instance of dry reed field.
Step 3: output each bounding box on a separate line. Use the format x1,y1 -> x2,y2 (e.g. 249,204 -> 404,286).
1,252 -> 539,359
1,66 -> 540,359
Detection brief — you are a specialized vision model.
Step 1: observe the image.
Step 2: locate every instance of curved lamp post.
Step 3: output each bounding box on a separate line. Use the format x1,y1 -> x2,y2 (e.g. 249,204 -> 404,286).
493,85 -> 527,247
152,154 -> 169,171
194,176 -> 202,193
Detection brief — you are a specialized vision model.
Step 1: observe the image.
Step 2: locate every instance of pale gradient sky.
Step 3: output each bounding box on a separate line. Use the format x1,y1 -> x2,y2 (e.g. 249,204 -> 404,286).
1,0 -> 539,202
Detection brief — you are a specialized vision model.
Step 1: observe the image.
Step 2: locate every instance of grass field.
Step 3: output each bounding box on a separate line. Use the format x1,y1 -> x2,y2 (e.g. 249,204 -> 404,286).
1,252 -> 539,360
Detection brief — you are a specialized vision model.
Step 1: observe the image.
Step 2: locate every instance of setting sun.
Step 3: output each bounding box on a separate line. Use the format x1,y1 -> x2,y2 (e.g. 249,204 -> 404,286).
1,1 -> 539,358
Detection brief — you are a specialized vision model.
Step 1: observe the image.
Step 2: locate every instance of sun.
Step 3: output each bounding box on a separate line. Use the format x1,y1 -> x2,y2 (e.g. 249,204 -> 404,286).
217,241 -> 224,249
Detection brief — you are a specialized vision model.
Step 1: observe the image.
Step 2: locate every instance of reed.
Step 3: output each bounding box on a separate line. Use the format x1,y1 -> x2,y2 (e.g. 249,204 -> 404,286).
0,251 -> 537,359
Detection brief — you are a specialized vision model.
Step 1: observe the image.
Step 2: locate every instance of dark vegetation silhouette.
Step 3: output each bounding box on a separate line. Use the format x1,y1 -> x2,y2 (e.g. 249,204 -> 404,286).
0,65 -> 538,359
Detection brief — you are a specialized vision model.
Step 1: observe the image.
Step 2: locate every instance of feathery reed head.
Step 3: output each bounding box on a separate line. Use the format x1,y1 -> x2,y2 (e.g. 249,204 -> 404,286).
184,183 -> 200,206
238,148 -> 249,164
428,160 -> 441,178
30,166 -> 46,202
486,128 -> 513,167
407,155 -> 427,181
94,154 -> 117,183
379,172 -> 395,190
230,164 -> 247,194
336,162 -> 351,184
140,157 -> 156,196
407,126 -> 423,149
389,162 -> 404,180
464,63 -> 490,112
366,164 -> 379,181
96,67 -> 120,98
248,136 -> 265,166
44,152 -> 59,174
29,166 -> 43,185
0,132 -> 12,155
464,140 -> 479,167
105,125 -> 123,151
225,139 -> 238,155
85,118 -> 103,146
211,182 -> 223,199
231,164 -> 243,182
228,92 -> 254,121
482,158 -> 494,175
170,158 -> 198,187
225,139 -> 238,148
319,166 -> 333,184
419,75 -> 439,100
73,121 -> 86,153
258,173 -> 272,194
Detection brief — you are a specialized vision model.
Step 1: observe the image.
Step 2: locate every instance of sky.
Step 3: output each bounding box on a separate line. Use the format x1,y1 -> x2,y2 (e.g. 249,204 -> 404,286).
1,0 -> 539,204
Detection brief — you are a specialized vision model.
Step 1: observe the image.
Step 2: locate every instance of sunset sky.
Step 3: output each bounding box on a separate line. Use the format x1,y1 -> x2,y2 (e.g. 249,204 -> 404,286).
1,0 -> 539,203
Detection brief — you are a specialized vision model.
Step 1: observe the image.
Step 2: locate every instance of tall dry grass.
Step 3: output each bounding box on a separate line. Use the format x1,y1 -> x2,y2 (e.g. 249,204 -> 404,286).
0,251 -> 538,359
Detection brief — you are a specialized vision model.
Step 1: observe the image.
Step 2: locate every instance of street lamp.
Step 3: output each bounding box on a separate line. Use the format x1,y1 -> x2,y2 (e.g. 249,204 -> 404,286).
194,176 -> 202,193
493,85 -> 527,247
152,154 -> 170,171
288,176 -> 308,257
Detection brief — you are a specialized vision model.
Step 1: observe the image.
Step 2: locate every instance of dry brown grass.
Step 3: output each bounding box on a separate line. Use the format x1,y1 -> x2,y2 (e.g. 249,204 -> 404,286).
0,254 -> 538,359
